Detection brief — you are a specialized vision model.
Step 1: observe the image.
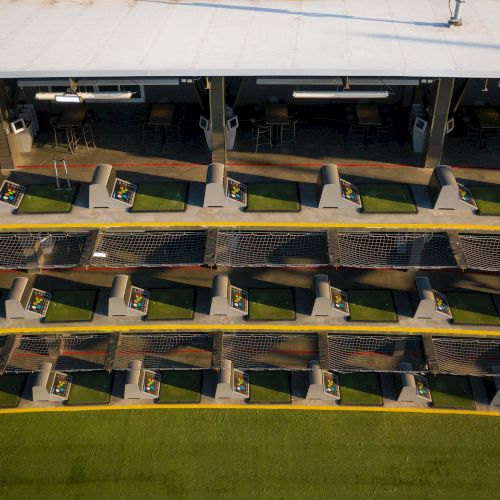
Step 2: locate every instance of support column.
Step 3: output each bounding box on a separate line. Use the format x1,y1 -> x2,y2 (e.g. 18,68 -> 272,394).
424,77 -> 454,168
0,80 -> 14,170
209,76 -> 226,164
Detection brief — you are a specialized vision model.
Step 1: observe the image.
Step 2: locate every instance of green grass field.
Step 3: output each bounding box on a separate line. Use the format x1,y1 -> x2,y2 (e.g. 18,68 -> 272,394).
470,185 -> 500,215
66,371 -> 113,406
0,374 -> 26,408
0,410 -> 497,498
428,375 -> 475,410
248,289 -> 296,320
146,288 -> 195,320
16,184 -> 78,213
130,182 -> 188,212
347,289 -> 397,322
446,292 -> 499,325
246,182 -> 300,211
44,290 -> 98,322
359,183 -> 417,213
248,371 -> 291,403
157,371 -> 202,404
338,372 -> 383,405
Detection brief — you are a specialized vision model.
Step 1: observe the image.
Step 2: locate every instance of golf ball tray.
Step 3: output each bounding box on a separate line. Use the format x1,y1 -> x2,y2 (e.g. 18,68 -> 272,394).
50,372 -> 72,400
142,370 -> 161,397
225,177 -> 247,206
323,371 -> 340,398
26,288 -> 52,317
112,178 -> 137,206
230,285 -> 248,314
340,179 -> 361,207
331,287 -> 350,316
128,286 -> 150,314
457,183 -> 477,209
232,369 -> 249,397
0,180 -> 25,208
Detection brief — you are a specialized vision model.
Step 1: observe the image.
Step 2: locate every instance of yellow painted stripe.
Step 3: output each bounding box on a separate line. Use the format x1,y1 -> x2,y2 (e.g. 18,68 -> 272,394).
0,404 -> 497,417
0,221 -> 497,231
0,324 -> 498,336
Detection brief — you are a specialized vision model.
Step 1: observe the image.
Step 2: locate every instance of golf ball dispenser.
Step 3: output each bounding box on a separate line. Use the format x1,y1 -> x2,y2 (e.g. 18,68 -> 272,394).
413,277 -> 453,320
203,163 -> 247,208
316,164 -> 360,210
5,277 -> 52,319
311,274 -> 350,317
210,275 -> 248,317
108,275 -> 149,317
397,362 -> 432,403
306,361 -> 340,401
0,180 -> 26,209
124,360 -> 161,400
32,362 -> 72,402
428,164 -> 477,212
88,164 -> 137,208
215,359 -> 248,399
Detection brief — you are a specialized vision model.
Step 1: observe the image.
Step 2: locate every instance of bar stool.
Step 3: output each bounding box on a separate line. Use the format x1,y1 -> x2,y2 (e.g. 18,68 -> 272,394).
250,118 -> 273,152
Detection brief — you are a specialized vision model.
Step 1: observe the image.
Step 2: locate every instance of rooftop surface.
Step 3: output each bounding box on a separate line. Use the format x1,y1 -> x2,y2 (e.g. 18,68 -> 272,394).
1,0 -> 500,78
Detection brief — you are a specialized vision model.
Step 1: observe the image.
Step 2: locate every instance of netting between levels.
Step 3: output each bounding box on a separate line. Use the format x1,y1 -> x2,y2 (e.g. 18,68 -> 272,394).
90,231 -> 207,267
459,234 -> 500,272
327,335 -> 427,372
432,337 -> 500,376
338,232 -> 456,269
0,232 -> 88,269
221,334 -> 319,370
113,334 -> 214,370
5,335 -> 110,373
215,231 -> 329,266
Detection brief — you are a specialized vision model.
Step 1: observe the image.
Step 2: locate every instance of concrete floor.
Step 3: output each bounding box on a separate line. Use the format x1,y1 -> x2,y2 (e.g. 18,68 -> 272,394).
1,267 -> 498,334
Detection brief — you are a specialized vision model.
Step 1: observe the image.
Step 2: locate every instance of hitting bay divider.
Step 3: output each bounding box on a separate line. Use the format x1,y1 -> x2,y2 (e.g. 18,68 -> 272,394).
0,229 -> 497,271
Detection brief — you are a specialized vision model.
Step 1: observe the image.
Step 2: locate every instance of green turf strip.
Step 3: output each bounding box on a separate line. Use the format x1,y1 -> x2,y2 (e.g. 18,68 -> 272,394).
447,292 -> 499,325
470,185 -> 500,215
0,374 -> 26,408
248,370 -> 291,403
44,290 -> 98,322
428,375 -> 475,410
338,372 -> 383,405
130,182 -> 188,212
359,183 -> 417,213
66,371 -> 112,406
157,371 -> 201,404
16,184 -> 78,213
347,289 -> 397,322
246,182 -> 300,212
0,410 -> 498,498
248,288 -> 295,320
146,288 -> 195,320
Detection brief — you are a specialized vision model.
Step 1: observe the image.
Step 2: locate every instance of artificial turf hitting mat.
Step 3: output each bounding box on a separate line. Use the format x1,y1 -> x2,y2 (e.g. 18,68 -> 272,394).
358,183 -> 417,213
1,411 -> 497,498
248,370 -> 292,404
0,374 -> 26,408
248,289 -> 296,320
44,290 -> 98,322
66,371 -> 113,406
470,185 -> 500,215
428,375 -> 475,410
446,292 -> 500,325
338,372 -> 383,406
157,371 -> 202,404
130,182 -> 188,212
146,288 -> 195,320
347,290 -> 397,322
16,184 -> 78,213
246,182 -> 300,212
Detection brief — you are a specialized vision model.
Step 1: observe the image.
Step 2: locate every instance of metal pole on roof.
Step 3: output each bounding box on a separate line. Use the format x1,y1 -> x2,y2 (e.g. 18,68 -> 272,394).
449,0 -> 465,26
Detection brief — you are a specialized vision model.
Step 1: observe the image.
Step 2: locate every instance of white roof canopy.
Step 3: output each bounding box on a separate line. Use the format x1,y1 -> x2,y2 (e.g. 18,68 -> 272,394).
1,0 -> 499,79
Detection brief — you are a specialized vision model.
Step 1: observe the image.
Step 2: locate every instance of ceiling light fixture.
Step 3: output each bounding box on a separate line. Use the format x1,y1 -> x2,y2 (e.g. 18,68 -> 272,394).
292,90 -> 389,99
36,91 -> 133,102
